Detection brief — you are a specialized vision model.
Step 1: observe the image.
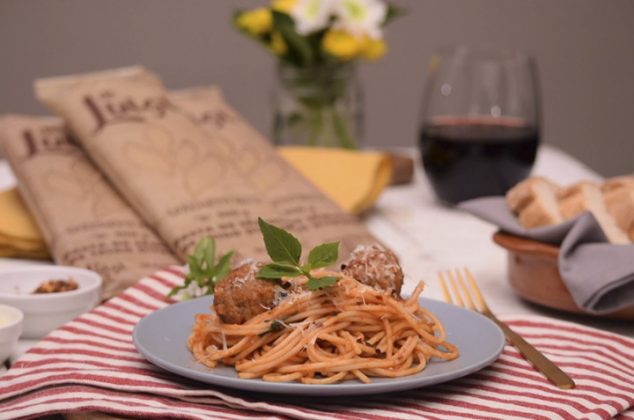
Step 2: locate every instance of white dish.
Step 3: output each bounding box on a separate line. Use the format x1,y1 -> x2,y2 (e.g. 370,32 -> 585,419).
0,266 -> 102,338
0,304 -> 23,362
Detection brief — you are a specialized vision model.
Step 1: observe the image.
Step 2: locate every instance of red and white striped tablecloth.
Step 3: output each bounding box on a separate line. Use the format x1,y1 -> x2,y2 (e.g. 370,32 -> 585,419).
0,267 -> 632,420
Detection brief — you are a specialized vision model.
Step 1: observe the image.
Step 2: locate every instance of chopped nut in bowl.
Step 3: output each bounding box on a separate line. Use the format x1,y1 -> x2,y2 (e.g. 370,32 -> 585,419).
32,278 -> 79,294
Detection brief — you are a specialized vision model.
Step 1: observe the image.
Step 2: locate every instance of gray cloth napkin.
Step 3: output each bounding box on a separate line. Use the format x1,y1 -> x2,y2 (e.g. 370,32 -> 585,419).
459,197 -> 634,314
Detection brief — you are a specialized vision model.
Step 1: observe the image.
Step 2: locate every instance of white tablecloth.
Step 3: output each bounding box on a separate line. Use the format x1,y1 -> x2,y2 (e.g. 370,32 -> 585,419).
366,146 -> 632,337
1,145 -> 631,367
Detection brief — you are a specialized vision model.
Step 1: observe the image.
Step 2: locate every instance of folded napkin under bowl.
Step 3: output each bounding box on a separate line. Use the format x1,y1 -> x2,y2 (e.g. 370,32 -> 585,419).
493,231 -> 634,320
461,197 -> 634,318
0,188 -> 49,260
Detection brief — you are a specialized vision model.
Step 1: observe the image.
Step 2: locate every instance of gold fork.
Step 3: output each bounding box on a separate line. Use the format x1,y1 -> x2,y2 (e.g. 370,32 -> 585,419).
438,268 -> 575,389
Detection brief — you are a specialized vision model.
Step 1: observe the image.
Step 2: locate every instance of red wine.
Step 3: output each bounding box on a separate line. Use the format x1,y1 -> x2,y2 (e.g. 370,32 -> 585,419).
419,117 -> 539,205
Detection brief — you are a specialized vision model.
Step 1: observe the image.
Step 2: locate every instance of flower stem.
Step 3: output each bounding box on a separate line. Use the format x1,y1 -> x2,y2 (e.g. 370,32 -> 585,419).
307,106 -> 323,147
330,106 -> 356,149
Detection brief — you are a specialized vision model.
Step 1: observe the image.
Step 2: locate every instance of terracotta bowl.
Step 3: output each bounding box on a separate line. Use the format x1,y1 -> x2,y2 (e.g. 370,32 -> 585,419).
492,231 -> 634,320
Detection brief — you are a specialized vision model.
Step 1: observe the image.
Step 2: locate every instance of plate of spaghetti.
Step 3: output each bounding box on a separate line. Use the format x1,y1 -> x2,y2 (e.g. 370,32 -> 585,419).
134,233 -> 505,396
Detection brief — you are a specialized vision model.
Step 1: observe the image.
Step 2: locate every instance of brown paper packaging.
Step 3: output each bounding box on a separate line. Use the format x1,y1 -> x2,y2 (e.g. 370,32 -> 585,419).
0,115 -> 180,298
35,67 -> 377,262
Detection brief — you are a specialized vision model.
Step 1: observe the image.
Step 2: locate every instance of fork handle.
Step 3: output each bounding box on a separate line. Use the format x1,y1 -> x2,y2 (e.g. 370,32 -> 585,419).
492,318 -> 576,389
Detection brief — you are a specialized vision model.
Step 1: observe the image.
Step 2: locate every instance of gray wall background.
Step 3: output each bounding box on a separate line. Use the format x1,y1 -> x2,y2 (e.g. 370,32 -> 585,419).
1,0 -> 632,176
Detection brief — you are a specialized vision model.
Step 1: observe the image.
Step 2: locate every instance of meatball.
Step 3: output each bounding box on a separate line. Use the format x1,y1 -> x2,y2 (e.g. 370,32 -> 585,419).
341,244 -> 404,295
213,261 -> 277,324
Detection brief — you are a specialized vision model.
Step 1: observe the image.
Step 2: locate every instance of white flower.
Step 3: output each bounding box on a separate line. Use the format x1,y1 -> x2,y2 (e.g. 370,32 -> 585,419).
291,0 -> 336,35
333,0 -> 387,39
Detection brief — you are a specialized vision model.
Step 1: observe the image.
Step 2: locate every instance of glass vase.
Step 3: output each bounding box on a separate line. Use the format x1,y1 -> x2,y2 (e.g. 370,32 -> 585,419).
273,62 -> 363,149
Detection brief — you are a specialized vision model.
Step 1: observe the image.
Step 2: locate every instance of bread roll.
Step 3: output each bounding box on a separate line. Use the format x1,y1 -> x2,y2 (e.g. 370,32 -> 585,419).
506,176 -> 563,228
602,176 -> 634,241
558,181 -> 631,244
602,175 -> 634,192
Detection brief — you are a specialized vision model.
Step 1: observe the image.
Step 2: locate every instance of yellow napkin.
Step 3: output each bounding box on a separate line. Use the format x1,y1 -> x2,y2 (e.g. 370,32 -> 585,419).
278,147 -> 392,214
0,188 -> 50,259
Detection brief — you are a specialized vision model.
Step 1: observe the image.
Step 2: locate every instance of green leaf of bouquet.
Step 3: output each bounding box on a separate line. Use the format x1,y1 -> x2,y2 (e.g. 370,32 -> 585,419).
257,262 -> 303,279
306,30 -> 328,63
258,217 -> 302,264
272,10 -> 314,66
384,4 -> 406,25
307,241 -> 339,269
306,275 -> 339,291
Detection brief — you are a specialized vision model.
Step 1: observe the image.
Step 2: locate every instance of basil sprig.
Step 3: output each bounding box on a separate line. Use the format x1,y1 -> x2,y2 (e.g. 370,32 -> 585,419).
168,236 -> 234,299
256,217 -> 340,290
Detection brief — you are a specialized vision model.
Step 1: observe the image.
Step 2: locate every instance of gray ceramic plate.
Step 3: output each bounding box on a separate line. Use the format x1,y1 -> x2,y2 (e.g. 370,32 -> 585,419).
133,296 -> 505,396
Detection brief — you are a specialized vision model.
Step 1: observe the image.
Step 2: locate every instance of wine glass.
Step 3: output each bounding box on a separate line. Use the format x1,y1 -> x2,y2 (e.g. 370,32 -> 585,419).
419,46 -> 541,205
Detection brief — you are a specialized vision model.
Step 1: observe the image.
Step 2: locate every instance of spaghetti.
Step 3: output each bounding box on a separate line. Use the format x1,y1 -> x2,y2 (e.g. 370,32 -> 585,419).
187,274 -> 459,384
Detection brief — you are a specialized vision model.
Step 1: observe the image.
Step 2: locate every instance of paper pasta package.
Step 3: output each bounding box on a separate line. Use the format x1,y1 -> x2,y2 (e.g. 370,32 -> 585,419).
35,67 -> 376,260
0,115 -> 179,298
169,85 -> 378,256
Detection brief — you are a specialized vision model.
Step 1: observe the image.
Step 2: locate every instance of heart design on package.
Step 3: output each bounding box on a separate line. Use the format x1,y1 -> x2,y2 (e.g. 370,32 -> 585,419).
124,125 -> 227,198
202,125 -> 288,194
44,158 -> 126,219
124,125 -> 174,175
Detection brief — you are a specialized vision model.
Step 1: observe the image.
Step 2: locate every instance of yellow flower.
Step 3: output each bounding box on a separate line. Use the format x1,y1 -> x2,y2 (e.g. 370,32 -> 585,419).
270,31 -> 288,55
272,0 -> 298,13
361,37 -> 387,60
236,7 -> 273,36
322,30 -> 362,60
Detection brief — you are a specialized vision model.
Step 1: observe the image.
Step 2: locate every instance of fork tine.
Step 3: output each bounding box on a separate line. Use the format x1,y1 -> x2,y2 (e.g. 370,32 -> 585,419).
437,272 -> 453,304
445,270 -> 465,308
464,267 -> 490,313
455,269 -> 477,311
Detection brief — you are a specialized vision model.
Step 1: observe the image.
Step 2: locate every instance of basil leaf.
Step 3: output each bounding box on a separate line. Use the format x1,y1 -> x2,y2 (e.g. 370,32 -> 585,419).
193,237 -> 210,263
260,319 -> 286,336
269,320 -> 285,332
307,241 -> 339,269
258,217 -> 302,265
257,263 -> 303,279
203,237 -> 216,272
306,275 -> 339,291
214,251 -> 234,280
187,255 -> 202,278
167,284 -> 183,297
168,236 -> 234,299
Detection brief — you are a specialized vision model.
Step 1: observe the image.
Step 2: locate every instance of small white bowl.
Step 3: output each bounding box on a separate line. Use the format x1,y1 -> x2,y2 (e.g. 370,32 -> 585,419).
0,304 -> 23,362
0,266 -> 102,339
